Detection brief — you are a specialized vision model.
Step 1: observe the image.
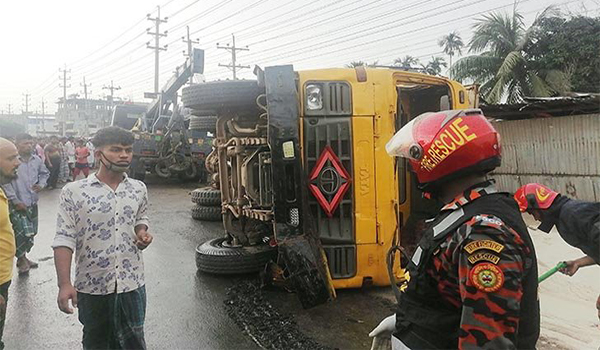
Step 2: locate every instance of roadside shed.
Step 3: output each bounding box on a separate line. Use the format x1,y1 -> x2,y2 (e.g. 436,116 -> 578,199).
482,95 -> 600,201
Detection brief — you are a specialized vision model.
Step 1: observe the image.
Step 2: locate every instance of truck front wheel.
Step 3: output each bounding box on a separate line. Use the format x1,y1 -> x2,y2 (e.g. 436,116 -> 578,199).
195,237 -> 277,275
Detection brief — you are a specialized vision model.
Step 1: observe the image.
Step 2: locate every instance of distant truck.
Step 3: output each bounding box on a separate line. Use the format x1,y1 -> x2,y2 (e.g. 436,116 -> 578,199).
110,48 -> 210,182
111,103 -> 212,181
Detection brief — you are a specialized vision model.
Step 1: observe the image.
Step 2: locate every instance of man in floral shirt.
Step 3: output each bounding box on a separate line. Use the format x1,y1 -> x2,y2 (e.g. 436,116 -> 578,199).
53,126 -> 153,349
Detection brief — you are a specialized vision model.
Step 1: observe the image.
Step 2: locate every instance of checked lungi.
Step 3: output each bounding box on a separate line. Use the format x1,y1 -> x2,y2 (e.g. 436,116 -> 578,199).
77,286 -> 147,350
8,204 -> 38,258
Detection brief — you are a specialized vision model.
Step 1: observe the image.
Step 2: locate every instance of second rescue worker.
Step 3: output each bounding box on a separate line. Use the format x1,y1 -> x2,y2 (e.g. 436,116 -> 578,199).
370,109 -> 539,349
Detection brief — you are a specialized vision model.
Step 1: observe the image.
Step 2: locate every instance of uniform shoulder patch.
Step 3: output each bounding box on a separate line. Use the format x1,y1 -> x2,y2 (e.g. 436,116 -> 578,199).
469,263 -> 504,292
464,240 -> 505,254
467,251 -> 500,265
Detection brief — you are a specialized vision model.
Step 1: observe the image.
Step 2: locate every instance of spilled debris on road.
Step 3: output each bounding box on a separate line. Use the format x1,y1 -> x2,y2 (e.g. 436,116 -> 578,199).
224,280 -> 333,350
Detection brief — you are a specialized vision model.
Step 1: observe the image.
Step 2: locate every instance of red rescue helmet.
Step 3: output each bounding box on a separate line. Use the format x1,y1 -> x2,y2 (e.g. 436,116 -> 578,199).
386,109 -> 501,191
513,183 -> 559,212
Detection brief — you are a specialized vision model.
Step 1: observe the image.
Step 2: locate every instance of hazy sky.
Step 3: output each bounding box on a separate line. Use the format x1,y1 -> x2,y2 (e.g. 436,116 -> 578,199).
1,0 -> 598,114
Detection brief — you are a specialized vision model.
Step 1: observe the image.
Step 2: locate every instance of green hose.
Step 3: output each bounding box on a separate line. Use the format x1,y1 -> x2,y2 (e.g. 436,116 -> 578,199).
538,261 -> 568,283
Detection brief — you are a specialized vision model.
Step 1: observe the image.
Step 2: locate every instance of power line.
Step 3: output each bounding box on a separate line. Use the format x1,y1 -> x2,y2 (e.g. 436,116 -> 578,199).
245,0 -> 479,63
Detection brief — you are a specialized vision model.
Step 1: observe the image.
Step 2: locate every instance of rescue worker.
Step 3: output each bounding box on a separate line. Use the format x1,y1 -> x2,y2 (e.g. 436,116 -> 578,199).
370,109 -> 539,349
514,183 -> 599,320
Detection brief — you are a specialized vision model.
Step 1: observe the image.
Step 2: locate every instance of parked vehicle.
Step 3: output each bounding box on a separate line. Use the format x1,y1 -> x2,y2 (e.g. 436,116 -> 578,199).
110,48 -> 209,182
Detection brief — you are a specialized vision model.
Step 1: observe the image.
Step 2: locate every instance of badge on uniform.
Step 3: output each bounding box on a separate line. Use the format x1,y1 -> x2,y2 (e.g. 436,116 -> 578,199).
469,262 -> 504,292
463,240 -> 504,254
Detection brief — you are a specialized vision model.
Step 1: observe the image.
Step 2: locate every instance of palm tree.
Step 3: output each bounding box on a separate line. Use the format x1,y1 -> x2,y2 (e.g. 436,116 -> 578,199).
393,55 -> 420,69
345,60 -> 379,68
450,6 -> 570,103
346,61 -> 367,68
438,31 -> 464,68
422,57 -> 447,76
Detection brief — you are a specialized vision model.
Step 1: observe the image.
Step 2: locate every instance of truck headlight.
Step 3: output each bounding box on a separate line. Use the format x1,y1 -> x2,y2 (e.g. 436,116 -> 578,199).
306,84 -> 323,110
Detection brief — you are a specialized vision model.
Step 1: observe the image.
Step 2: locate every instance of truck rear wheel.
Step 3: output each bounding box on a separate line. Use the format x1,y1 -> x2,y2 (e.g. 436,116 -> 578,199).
191,205 -> 222,221
195,237 -> 277,275
188,115 -> 217,132
191,187 -> 221,206
182,80 -> 263,114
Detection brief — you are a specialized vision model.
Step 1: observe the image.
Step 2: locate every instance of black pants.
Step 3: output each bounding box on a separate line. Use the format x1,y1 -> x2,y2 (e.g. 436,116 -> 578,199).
0,281 -> 11,350
77,287 -> 147,350
47,157 -> 61,188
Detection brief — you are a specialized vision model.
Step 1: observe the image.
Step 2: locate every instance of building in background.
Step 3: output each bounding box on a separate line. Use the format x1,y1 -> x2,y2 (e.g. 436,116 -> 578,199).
56,95 -> 115,137
26,115 -> 58,137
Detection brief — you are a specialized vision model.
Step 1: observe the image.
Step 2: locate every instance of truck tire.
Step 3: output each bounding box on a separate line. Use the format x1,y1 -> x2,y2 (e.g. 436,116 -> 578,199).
191,205 -> 222,221
179,164 -> 199,181
154,162 -> 171,178
196,237 -> 277,275
188,115 -> 217,132
191,187 -> 221,206
181,80 -> 264,114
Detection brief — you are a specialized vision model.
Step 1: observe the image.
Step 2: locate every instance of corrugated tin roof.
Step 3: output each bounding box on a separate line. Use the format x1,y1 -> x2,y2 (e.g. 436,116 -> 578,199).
481,94 -> 600,120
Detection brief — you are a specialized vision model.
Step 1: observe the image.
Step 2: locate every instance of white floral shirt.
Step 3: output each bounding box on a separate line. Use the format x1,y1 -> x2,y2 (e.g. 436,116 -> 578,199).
53,173 -> 149,295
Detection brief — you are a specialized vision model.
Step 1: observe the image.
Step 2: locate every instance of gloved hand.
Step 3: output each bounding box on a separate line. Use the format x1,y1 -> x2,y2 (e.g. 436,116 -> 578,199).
369,314 -> 396,350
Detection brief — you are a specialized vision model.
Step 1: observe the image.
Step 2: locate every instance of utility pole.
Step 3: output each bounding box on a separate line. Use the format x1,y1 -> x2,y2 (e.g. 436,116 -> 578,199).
41,99 -> 46,134
103,80 -> 121,109
22,93 -> 30,114
81,77 -> 92,136
103,80 -> 121,128
217,34 -> 250,80
7,103 -> 12,115
146,6 -> 168,94
81,77 -> 91,101
59,65 -> 71,136
182,26 -> 199,85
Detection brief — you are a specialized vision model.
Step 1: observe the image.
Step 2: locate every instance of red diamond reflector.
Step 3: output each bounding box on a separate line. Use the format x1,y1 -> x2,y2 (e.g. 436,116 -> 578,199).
308,146 -> 351,217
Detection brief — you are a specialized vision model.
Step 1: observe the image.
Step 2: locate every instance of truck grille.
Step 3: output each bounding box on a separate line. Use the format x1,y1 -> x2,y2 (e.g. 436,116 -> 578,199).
322,245 -> 356,279
304,117 -> 355,278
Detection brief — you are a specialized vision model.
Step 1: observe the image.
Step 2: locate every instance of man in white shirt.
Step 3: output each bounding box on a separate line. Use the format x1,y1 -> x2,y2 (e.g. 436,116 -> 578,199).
64,137 -> 76,180
85,138 -> 95,168
53,126 -> 153,350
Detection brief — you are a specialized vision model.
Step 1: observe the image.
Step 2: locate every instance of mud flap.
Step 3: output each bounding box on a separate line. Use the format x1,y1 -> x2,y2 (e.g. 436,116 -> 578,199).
265,65 -> 336,308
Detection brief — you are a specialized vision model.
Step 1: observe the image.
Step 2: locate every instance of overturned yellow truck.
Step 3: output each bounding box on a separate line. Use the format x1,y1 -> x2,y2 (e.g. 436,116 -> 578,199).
183,66 -> 476,307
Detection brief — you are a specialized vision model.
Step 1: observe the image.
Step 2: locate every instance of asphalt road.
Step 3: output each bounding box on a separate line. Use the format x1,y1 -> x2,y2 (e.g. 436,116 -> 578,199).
3,178 -> 259,349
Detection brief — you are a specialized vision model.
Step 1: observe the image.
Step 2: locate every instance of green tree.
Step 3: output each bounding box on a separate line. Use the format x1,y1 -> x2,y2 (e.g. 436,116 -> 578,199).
422,57 -> 447,76
438,31 -> 464,68
527,15 -> 600,93
345,60 -> 379,68
393,55 -> 420,69
346,61 -> 367,68
450,7 -> 570,103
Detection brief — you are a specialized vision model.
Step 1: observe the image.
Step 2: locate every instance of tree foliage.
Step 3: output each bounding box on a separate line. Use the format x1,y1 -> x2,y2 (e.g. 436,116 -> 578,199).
345,60 -> 379,68
422,57 -> 447,76
438,31 -> 464,68
526,15 -> 600,93
450,6 -> 571,103
393,55 -> 420,69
